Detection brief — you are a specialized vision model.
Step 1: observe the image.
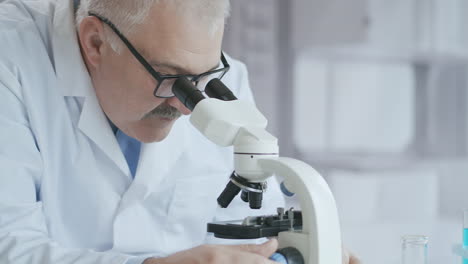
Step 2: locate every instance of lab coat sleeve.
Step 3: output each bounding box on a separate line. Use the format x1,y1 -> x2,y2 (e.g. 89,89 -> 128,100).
0,66 -> 135,264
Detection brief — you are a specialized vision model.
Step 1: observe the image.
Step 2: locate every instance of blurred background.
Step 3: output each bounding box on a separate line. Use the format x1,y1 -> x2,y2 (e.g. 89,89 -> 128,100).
222,0 -> 468,263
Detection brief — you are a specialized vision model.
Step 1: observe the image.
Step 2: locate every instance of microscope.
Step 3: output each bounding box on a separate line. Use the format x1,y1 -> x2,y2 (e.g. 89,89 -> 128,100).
172,77 -> 342,264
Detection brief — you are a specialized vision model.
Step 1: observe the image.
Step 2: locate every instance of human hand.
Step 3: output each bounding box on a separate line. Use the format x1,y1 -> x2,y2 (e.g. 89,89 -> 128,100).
144,239 -> 279,264
342,246 -> 361,264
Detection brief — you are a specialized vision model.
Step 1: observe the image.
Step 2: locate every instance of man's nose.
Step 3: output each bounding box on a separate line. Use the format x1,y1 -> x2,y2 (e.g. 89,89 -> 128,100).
166,96 -> 192,115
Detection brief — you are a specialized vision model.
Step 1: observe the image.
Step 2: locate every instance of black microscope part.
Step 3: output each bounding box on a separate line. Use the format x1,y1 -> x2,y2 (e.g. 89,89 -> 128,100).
232,174 -> 265,209
241,190 -> 249,203
207,210 -> 302,239
217,172 -> 266,209
172,77 -> 206,111
248,192 -> 263,209
217,180 -> 242,208
276,247 -> 305,264
205,78 -> 238,101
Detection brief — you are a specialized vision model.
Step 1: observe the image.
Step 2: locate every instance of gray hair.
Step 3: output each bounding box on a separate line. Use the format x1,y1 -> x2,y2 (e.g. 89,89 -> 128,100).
75,0 -> 230,53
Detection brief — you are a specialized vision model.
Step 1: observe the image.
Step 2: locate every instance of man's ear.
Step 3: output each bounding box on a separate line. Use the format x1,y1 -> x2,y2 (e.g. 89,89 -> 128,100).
78,16 -> 106,69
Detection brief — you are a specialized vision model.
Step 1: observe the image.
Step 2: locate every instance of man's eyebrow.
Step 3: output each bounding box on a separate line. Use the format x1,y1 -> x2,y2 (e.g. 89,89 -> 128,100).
149,60 -> 220,75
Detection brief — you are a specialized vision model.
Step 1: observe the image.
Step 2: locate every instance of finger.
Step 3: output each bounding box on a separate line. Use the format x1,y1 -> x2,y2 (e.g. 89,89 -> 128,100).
349,255 -> 361,264
342,247 -> 350,264
232,239 -> 279,257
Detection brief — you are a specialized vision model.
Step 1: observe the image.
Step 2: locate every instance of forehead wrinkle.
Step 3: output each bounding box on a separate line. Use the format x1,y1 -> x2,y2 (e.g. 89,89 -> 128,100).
176,46 -> 221,71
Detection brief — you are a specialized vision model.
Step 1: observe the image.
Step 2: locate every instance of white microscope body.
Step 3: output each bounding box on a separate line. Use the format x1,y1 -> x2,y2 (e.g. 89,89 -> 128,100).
173,77 -> 342,264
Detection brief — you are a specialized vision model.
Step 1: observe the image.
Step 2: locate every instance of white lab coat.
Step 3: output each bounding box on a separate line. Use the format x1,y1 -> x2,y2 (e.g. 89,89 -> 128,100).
0,0 -> 284,263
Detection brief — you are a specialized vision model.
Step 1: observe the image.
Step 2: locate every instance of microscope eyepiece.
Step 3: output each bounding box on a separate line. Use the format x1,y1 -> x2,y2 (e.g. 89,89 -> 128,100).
172,77 -> 206,111
205,78 -> 238,101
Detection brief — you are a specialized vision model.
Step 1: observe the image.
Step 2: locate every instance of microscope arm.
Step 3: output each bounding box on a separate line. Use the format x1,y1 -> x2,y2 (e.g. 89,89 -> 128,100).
259,157 -> 342,264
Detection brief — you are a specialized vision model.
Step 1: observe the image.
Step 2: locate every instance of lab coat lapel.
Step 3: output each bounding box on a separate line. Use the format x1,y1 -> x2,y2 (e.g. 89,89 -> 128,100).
112,118 -> 190,252
52,0 -> 130,176
118,116 -> 189,210
138,116 -> 189,187
78,95 -> 130,176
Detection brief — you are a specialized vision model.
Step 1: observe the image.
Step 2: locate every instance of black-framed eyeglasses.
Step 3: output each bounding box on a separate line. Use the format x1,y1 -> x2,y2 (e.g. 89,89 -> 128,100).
88,12 -> 230,98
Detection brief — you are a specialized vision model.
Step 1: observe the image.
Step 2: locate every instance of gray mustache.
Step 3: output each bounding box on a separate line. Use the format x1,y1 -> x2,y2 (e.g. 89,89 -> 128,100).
144,104 -> 182,120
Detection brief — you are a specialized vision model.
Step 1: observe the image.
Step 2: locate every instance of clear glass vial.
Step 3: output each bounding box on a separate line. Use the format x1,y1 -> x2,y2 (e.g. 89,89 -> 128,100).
401,235 -> 428,264
463,210 -> 468,264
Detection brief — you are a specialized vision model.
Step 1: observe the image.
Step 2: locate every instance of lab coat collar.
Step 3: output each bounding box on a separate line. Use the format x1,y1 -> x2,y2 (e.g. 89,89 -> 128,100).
52,0 -> 130,176
53,0 -> 91,98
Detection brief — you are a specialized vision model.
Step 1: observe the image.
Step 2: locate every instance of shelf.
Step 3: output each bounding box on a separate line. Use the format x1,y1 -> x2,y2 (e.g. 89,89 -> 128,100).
301,46 -> 468,64
297,150 -> 468,171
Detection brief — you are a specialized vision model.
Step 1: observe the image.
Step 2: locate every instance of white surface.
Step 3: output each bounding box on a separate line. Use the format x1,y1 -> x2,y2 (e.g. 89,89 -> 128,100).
291,0 -> 368,49
328,169 -> 461,264
341,219 -> 460,264
329,169 -> 439,224
294,57 -> 414,153
292,0 -> 468,62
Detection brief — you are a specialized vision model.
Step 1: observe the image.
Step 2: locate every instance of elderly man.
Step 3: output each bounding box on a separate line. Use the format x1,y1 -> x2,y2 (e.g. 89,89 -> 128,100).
0,0 -> 359,263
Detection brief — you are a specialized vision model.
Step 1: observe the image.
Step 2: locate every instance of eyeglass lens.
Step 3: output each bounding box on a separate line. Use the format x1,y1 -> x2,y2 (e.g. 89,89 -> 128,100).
154,70 -> 226,98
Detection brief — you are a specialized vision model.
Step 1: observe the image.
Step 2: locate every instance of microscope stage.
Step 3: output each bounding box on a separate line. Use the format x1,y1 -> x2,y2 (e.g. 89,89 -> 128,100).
207,209 -> 302,239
